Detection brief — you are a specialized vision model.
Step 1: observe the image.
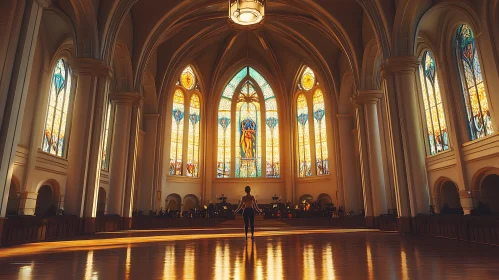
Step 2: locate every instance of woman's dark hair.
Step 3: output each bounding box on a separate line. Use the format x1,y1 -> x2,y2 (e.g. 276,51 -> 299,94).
245,186 -> 251,194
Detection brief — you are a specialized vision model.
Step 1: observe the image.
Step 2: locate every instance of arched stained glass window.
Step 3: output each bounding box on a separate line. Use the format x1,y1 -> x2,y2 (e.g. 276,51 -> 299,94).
419,50 -> 449,155
187,93 -> 201,177
296,66 -> 329,177
297,94 -> 311,177
101,102 -> 112,170
217,66 -> 280,178
456,24 -> 494,140
170,89 -> 185,175
168,65 -> 202,178
313,89 -> 329,174
42,59 -> 73,157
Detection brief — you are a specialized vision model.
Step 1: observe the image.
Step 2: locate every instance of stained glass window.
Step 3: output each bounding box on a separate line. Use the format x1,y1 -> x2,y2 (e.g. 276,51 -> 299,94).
418,50 -> 449,155
101,102 -> 112,170
217,67 -> 280,178
313,89 -> 329,174
170,89 -> 185,175
42,59 -> 73,157
181,66 -> 195,90
296,66 -> 330,177
187,93 -> 200,177
297,94 -> 311,177
456,24 -> 494,140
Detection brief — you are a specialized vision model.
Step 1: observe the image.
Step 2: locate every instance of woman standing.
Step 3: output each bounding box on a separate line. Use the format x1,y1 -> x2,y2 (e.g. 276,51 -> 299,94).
234,186 -> 262,240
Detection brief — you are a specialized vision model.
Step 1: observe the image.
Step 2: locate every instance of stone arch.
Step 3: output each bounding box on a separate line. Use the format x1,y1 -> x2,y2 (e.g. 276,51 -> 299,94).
182,194 -> 199,211
360,39 -> 381,90
35,179 -> 61,217
298,194 -> 314,204
165,193 -> 181,211
433,177 -> 462,213
142,71 -> 158,114
6,175 -> 20,216
112,41 -> 133,92
317,193 -> 332,208
472,167 -> 499,213
97,187 -> 107,216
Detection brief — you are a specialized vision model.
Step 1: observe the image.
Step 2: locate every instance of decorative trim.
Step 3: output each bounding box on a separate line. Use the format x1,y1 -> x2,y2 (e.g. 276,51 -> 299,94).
351,90 -> 383,105
379,56 -> 420,80
110,92 -> 141,105
70,58 -> 113,79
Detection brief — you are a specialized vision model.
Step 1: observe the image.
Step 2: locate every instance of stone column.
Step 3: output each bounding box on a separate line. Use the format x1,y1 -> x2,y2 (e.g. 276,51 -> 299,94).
380,56 -> 431,232
107,92 -> 138,217
337,114 -> 363,214
65,58 -> 112,234
0,0 -> 47,222
353,91 -> 388,226
352,99 -> 374,226
138,114 -> 159,213
122,99 -> 142,228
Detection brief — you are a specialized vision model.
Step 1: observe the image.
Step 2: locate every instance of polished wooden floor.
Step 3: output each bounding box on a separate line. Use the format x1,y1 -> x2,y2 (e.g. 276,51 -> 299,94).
0,226 -> 498,279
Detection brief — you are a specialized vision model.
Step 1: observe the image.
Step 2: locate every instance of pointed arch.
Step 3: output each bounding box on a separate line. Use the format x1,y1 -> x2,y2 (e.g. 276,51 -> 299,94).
216,66 -> 280,178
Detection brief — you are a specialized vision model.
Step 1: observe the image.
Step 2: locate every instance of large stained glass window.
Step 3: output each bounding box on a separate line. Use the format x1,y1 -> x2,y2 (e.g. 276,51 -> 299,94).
419,50 -> 449,155
187,93 -> 200,177
42,59 -> 73,157
296,66 -> 329,177
101,102 -> 112,170
217,67 -> 280,178
297,94 -> 311,177
313,89 -> 328,175
456,24 -> 494,140
169,66 -> 202,178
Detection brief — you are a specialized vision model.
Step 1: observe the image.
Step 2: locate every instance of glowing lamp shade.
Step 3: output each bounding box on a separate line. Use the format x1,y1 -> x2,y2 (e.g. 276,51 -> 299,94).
229,0 -> 265,26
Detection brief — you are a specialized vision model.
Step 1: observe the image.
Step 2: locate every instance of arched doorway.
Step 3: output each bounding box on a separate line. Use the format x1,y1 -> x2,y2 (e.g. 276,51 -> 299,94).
317,193 -> 332,208
481,174 -> 499,213
439,181 -> 462,214
6,177 -> 20,216
298,194 -> 314,204
35,185 -> 56,217
97,187 -> 107,216
166,194 -> 181,211
183,194 -> 199,211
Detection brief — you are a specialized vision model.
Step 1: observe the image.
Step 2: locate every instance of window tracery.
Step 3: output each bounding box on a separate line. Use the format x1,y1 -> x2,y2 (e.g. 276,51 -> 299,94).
217,67 -> 280,178
456,24 -> 494,140
296,67 -> 329,177
169,66 -> 202,177
418,50 -> 449,155
42,59 -> 73,157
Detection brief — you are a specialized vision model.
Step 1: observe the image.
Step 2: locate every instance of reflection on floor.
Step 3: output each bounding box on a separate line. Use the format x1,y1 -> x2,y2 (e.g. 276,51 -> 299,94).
0,227 -> 498,279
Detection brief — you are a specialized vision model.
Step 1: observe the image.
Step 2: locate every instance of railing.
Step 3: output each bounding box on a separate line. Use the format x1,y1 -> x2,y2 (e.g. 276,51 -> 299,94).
413,215 -> 499,245
1,215 -> 79,246
282,216 -> 366,228
95,215 -> 123,232
131,217 -> 227,230
378,215 -> 398,231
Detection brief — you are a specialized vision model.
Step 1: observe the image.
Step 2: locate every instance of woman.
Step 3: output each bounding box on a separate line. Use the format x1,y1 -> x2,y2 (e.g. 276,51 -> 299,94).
234,186 -> 262,240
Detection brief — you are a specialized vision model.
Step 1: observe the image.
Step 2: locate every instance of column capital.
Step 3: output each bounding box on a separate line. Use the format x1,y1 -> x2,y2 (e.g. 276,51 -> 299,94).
144,113 -> 160,120
379,56 -> 420,79
351,90 -> 383,106
109,92 -> 142,106
336,114 -> 353,120
34,0 -> 52,8
70,58 -> 113,79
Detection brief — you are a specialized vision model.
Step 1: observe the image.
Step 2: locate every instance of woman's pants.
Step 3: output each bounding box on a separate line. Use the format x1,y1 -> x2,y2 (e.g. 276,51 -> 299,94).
243,208 -> 255,236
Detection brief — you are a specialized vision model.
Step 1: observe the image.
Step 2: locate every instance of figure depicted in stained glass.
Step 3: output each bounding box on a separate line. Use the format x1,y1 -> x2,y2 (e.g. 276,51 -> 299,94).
240,119 -> 256,159
180,66 -> 195,90
187,93 -> 201,177
297,93 -> 311,177
419,50 -> 449,155
42,59 -> 73,157
217,67 -> 280,178
313,89 -> 329,175
456,24 -> 494,140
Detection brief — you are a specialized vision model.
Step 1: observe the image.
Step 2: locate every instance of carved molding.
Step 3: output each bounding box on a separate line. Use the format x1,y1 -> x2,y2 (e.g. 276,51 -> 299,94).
110,92 -> 142,106
351,90 -> 383,105
379,56 -> 420,80
34,0 -> 52,9
70,57 -> 113,79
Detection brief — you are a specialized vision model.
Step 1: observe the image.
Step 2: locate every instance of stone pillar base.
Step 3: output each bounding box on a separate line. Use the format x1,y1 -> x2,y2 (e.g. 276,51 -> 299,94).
122,217 -> 133,230
397,216 -> 412,234
0,218 -> 5,246
80,217 -> 96,234
365,216 -> 377,228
